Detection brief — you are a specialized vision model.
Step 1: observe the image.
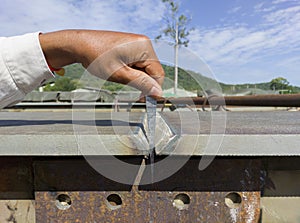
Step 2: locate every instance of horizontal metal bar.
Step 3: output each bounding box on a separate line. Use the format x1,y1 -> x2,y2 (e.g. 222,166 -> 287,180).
6,94 -> 300,109
5,102 -> 145,109
166,94 -> 300,107
121,94 -> 300,107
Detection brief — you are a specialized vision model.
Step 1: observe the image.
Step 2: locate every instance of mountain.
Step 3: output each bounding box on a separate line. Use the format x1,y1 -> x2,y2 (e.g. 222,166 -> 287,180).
43,63 -> 300,94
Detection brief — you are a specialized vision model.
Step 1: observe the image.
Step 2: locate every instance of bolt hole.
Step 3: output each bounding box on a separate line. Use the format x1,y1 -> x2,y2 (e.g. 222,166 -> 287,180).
173,193 -> 190,210
106,194 -> 122,210
225,192 -> 242,209
55,194 -> 72,210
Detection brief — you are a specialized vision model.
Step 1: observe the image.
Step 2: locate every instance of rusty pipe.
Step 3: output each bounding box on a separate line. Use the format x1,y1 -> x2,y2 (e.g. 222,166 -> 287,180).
123,94 -> 300,107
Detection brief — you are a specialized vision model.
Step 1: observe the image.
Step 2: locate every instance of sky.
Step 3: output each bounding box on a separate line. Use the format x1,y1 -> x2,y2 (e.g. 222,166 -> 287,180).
0,0 -> 299,85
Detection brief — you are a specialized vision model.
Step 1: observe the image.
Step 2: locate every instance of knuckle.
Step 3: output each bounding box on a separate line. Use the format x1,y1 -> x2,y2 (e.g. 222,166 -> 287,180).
135,34 -> 150,41
139,76 -> 148,86
158,66 -> 165,77
135,75 -> 150,90
140,51 -> 150,61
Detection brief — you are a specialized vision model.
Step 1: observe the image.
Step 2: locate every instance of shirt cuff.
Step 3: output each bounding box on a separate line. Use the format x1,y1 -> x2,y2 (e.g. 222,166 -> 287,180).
2,32 -> 54,94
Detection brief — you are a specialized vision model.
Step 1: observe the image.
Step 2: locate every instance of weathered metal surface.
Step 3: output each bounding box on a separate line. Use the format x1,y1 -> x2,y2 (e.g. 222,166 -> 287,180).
33,157 -> 261,222
264,170 -> 300,196
35,190 -> 260,223
119,94 -> 300,107
0,157 -> 33,199
6,94 -> 300,108
1,156 -> 300,222
5,102 -> 146,110
155,94 -> 300,107
140,157 -> 261,191
33,157 -> 143,192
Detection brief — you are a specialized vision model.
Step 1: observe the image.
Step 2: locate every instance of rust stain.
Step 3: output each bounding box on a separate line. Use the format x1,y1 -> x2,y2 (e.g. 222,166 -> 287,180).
35,191 -> 260,223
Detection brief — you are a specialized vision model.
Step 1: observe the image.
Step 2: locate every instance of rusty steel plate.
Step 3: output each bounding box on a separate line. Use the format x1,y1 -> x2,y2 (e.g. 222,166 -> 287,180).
34,157 -> 261,222
35,190 -> 260,223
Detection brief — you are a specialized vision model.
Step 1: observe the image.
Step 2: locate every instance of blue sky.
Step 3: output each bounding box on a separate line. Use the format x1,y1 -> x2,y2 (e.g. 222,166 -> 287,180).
1,0 -> 299,85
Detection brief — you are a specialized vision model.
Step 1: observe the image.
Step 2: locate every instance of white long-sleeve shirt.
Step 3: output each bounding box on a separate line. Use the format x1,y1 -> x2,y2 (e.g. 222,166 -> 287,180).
0,32 -> 54,108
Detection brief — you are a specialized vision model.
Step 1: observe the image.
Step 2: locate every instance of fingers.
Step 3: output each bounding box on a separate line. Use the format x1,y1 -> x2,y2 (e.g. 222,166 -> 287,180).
77,31 -> 165,97
109,66 -> 163,97
133,60 -> 165,87
125,37 -> 165,87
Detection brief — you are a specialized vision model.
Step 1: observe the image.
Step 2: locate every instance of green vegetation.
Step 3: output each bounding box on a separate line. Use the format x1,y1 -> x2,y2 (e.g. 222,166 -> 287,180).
42,63 -> 300,94
275,77 -> 300,93
162,65 -> 219,92
43,77 -> 81,91
221,77 -> 300,94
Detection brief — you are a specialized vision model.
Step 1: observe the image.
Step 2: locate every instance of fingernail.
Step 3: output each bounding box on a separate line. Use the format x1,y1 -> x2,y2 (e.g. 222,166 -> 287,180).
148,86 -> 162,97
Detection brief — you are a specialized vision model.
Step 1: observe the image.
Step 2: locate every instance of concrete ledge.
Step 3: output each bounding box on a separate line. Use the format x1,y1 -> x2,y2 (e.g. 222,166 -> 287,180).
158,134 -> 300,156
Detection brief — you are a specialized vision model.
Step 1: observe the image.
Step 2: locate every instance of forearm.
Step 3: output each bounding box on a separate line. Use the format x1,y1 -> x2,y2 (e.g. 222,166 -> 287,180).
39,30 -> 149,68
39,30 -> 79,69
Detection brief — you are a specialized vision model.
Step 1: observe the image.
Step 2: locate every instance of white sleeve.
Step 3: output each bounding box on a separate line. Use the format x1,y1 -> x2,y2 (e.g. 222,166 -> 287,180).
0,32 -> 54,108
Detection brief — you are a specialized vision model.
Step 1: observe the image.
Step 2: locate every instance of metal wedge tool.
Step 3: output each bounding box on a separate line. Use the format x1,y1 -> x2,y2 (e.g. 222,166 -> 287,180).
146,96 -> 157,222
146,96 -> 157,154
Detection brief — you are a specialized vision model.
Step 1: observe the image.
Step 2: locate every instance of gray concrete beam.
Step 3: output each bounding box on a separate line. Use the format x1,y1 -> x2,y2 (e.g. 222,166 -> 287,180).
1,110 -> 300,156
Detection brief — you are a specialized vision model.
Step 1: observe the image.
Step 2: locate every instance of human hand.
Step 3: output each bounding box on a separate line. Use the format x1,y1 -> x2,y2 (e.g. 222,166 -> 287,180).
39,30 -> 164,97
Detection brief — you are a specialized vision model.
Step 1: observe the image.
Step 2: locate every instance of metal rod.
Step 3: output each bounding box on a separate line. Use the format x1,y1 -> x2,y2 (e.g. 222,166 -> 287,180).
174,94 -> 300,107
7,94 -> 300,109
125,94 -> 300,107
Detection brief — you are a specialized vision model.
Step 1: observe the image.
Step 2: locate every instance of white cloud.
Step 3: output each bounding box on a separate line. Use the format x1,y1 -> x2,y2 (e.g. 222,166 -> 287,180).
228,6 -> 241,14
272,0 -> 298,4
254,2 -> 265,12
254,2 -> 277,13
263,5 -> 300,23
0,0 -> 165,36
188,2 -> 300,84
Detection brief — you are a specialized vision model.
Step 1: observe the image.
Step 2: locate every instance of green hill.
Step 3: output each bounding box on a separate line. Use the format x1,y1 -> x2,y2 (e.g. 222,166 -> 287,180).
43,63 -> 300,94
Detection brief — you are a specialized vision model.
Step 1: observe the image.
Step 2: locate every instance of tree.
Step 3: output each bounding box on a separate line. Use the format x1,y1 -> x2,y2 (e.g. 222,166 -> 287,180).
270,77 -> 289,91
156,0 -> 193,95
43,77 -> 79,91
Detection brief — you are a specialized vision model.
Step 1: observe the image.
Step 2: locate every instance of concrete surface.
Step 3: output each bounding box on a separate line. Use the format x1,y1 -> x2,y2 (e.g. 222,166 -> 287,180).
158,111 -> 300,155
0,111 -> 149,155
0,200 -> 35,223
1,110 -> 300,156
261,197 -> 300,223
